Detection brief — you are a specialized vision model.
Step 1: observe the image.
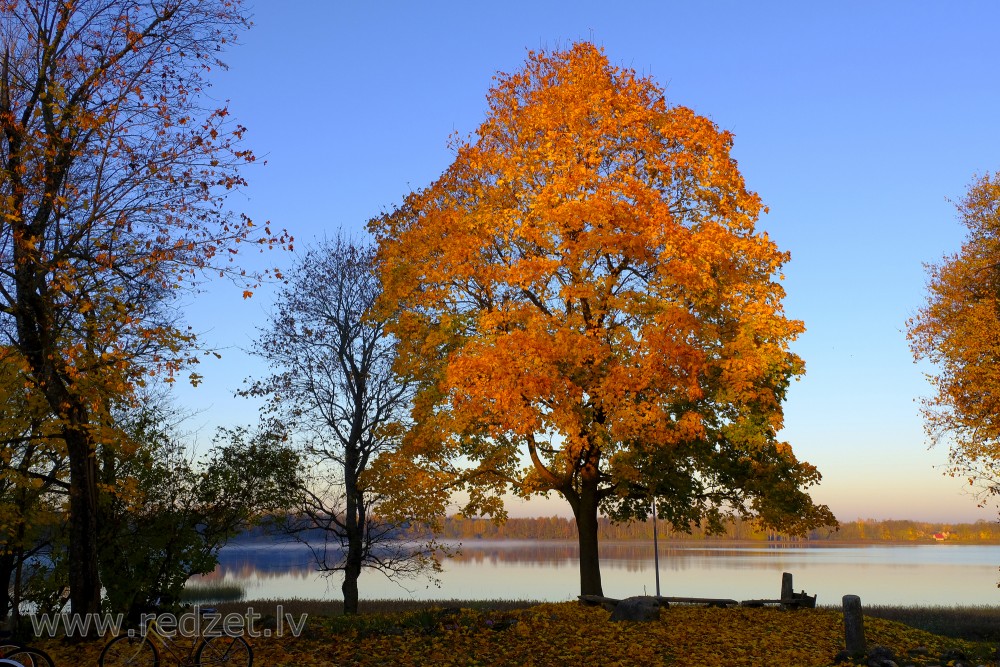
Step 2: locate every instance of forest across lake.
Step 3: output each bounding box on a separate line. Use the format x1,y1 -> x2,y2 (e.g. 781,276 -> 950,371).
240,515 -> 1000,544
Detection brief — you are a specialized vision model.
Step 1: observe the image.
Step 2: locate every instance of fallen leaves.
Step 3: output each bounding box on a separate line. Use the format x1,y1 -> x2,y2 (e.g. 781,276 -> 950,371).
29,602 -> 988,666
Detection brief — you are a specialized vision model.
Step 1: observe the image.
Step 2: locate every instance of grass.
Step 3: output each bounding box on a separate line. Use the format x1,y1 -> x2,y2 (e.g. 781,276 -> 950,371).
210,598 -> 1000,641
202,598 -> 1000,640
215,598 -> 1000,644
860,604 -> 1000,643
205,597 -> 540,620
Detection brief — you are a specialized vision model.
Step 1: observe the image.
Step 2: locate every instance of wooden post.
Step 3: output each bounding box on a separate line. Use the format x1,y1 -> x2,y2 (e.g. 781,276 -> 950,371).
780,572 -> 793,600
778,572 -> 793,609
842,595 -> 865,657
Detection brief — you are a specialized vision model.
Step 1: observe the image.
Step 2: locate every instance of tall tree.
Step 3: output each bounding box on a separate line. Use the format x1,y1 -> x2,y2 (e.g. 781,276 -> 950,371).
0,0 -> 287,614
372,43 -> 834,596
247,234 -> 437,615
908,172 -> 1000,503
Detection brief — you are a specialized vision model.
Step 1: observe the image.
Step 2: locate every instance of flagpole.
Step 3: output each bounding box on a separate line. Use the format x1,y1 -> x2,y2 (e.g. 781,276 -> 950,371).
652,497 -> 661,597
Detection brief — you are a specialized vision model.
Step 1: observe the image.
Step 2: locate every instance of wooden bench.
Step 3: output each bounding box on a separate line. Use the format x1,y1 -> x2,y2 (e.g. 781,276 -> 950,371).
740,590 -> 817,609
657,596 -> 739,608
578,573 -> 815,611
579,594 -> 739,608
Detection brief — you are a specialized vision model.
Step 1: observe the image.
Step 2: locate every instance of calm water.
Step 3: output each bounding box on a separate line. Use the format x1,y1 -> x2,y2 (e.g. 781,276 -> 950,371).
189,541 -> 1000,607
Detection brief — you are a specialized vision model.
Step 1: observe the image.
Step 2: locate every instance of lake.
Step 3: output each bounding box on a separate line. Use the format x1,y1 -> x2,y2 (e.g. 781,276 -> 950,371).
189,541 -> 1000,607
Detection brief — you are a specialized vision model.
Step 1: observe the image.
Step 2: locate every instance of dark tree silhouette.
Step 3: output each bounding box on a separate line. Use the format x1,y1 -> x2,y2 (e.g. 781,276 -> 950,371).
247,234 -> 438,615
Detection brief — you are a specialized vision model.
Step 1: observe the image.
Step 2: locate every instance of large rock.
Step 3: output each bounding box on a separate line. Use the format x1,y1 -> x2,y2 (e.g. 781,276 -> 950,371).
609,596 -> 661,622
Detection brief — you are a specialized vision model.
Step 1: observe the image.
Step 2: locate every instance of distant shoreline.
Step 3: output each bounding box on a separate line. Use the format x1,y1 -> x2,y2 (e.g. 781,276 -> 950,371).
450,537 -> 1000,545
228,536 -> 1000,548
239,514 -> 1000,545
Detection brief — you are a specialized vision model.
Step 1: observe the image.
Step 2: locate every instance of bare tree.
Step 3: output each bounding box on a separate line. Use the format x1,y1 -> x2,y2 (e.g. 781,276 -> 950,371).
246,233 -> 438,615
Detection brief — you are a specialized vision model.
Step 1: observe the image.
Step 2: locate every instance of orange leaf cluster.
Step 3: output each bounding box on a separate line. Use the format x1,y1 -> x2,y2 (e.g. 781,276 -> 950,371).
908,172 -> 1000,489
371,42 -> 818,533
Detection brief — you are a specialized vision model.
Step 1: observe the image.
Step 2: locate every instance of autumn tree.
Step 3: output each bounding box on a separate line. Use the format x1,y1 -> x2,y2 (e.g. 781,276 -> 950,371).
372,43 -> 834,596
908,172 -> 1000,505
0,1 -> 287,614
247,234 -> 439,615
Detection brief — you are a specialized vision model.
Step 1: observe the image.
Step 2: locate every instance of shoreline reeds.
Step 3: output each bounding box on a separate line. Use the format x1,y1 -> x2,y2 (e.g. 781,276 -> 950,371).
179,582 -> 246,603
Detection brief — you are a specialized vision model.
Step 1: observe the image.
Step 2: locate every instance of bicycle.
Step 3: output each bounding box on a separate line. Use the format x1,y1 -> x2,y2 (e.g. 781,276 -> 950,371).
99,609 -> 252,667
0,638 -> 55,667
0,645 -> 55,667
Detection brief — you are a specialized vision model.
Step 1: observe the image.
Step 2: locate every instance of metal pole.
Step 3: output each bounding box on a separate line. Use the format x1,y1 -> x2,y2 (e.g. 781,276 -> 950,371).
652,497 -> 661,597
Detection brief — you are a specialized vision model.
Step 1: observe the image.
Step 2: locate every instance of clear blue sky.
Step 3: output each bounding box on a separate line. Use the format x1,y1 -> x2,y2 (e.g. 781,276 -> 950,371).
173,1 -> 1000,524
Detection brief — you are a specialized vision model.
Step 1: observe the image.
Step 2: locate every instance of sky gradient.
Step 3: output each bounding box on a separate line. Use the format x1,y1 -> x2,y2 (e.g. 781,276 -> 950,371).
172,1 -> 1000,524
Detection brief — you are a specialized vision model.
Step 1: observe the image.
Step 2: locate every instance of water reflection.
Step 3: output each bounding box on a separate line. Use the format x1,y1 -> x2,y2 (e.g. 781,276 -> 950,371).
188,541 -> 1000,606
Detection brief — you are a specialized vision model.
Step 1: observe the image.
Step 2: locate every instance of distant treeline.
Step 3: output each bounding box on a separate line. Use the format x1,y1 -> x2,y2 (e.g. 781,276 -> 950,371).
240,515 -> 1000,544
406,515 -> 1000,544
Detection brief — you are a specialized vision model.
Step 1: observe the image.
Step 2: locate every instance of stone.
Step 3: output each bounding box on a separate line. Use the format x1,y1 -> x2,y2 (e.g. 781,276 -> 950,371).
485,618 -> 517,631
609,596 -> 661,622
867,645 -> 897,667
832,649 -> 851,664
940,648 -> 967,661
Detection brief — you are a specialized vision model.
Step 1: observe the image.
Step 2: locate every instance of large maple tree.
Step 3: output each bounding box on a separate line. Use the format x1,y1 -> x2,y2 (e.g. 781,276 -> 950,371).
909,172 -> 1000,504
372,43 -> 833,596
0,0 -> 285,614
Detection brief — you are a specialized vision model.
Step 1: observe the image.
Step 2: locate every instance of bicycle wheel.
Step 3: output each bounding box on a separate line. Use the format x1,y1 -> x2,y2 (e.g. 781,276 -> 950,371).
0,645 -> 22,661
196,634 -> 252,666
99,635 -> 159,667
3,646 -> 55,667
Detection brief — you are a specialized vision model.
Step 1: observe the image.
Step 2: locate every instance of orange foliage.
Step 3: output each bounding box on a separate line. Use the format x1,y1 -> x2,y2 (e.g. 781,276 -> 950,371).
909,172 -> 1000,495
0,0 -> 290,613
371,42 -> 831,595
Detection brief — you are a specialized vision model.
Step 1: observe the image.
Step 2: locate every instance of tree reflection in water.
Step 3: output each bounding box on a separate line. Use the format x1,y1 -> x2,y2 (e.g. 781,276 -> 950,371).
186,542 -> 1000,607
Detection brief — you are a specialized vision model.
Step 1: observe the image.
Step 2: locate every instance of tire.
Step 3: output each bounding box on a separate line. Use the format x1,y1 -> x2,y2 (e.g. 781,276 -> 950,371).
3,645 -> 55,667
0,645 -> 23,662
196,634 -> 252,666
0,644 -> 25,660
99,635 -> 159,667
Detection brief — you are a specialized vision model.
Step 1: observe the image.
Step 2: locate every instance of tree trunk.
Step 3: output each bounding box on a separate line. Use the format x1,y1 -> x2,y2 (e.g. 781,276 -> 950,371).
342,541 -> 362,615
10,547 -> 23,636
342,435 -> 363,615
0,552 -> 14,624
65,426 -> 102,619
14,247 -> 103,619
568,481 -> 604,597
342,473 -> 363,615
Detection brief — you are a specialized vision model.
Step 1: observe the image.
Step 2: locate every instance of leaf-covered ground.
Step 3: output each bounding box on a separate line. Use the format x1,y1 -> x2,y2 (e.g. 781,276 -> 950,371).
32,602 -> 994,666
